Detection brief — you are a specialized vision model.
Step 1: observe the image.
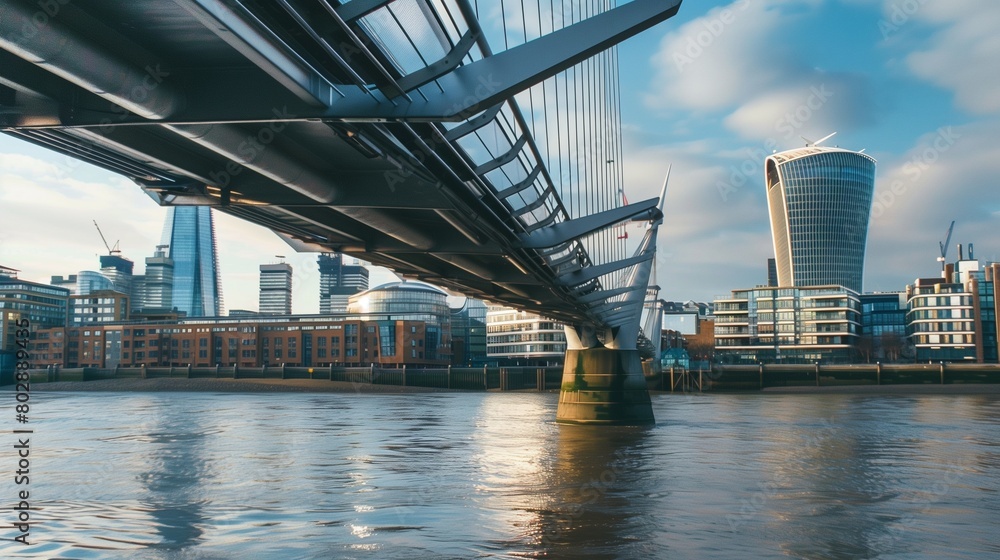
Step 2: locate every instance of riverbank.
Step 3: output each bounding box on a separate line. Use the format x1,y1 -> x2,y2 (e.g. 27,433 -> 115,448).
761,384 -> 1000,394
5,377 -> 454,393
9,377 -> 1000,394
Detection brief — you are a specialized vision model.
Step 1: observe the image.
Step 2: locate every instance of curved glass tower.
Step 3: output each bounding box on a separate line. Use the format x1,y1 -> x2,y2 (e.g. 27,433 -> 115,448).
765,147 -> 876,293
162,207 -> 222,317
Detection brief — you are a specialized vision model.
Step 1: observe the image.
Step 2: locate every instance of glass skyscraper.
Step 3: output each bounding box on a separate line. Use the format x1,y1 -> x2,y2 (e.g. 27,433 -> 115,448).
318,253 -> 369,314
162,207 -> 222,317
259,263 -> 293,315
765,147 -> 876,293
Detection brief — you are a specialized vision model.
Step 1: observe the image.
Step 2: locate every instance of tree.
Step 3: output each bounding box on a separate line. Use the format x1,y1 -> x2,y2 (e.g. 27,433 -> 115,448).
880,332 -> 906,363
855,335 -> 875,363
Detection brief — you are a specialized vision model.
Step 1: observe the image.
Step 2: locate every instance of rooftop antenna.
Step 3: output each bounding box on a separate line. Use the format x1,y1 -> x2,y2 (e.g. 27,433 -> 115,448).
801,132 -> 837,147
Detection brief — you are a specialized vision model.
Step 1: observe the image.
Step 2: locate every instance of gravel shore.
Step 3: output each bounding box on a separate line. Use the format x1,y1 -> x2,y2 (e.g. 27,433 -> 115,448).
9,377 -> 454,393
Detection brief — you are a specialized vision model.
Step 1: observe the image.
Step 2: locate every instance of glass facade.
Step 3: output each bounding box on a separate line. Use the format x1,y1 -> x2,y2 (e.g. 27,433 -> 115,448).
451,298 -> 488,366
859,293 -> 908,362
347,282 -> 451,362
162,207 -> 222,317
259,263 -> 292,315
907,281 -> 977,361
0,276 -> 70,332
318,253 -> 369,314
714,285 -> 861,364
766,148 -> 876,293
486,305 -> 566,366
143,246 -> 174,310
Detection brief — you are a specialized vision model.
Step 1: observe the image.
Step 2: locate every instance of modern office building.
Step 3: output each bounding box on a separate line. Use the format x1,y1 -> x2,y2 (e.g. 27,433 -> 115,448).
259,263 -> 293,315
486,305 -> 566,366
70,290 -> 130,325
859,292 -> 908,362
50,274 -> 78,294
162,206 -> 222,317
347,282 -> 451,363
714,285 -> 861,364
906,261 -> 999,362
450,298 -> 488,366
906,278 -> 978,361
318,253 -> 369,314
99,254 -> 134,298
31,312 -> 454,369
662,300 -> 711,336
765,146 -> 876,293
142,245 -> 174,310
0,266 -> 70,336
970,263 -> 999,363
75,270 -> 115,296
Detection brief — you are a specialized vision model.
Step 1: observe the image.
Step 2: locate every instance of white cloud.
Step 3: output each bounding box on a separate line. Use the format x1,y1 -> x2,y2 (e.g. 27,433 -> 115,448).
645,0 -> 875,141
882,0 -> 1000,115
646,0 -> 797,112
0,147 -> 328,315
724,76 -> 874,142
621,135 -> 774,299
865,119 -> 1000,289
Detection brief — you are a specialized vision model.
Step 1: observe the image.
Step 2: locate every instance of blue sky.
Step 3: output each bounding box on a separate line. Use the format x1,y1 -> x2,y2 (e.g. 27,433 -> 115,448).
1,0 -> 998,312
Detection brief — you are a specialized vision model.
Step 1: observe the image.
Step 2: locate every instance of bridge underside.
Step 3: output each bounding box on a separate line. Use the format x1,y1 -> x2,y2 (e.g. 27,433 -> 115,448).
0,0 -> 680,334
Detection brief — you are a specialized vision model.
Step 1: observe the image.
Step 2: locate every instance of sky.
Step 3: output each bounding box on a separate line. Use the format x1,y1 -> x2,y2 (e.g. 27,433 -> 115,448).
1,0 -> 998,313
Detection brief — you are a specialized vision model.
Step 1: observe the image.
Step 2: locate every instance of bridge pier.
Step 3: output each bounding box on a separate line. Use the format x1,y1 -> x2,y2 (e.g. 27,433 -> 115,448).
556,347 -> 654,425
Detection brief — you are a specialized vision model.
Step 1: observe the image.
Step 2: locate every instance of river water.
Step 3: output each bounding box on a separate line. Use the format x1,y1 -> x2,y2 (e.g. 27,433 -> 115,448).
2,391 -> 998,559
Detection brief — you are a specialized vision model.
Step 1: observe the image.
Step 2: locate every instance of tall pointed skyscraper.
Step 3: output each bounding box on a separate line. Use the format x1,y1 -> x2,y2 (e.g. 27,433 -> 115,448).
161,207 -> 222,317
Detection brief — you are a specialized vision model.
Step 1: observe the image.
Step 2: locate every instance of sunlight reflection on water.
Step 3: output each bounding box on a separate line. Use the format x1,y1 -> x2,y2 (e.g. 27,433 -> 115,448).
2,391 -> 998,558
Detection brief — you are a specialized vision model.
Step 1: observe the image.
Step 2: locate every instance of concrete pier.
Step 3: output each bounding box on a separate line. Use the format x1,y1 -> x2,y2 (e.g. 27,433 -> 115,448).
556,348 -> 654,425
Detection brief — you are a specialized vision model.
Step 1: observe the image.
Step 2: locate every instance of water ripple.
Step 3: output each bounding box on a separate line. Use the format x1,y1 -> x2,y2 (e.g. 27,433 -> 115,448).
2,392 -> 998,558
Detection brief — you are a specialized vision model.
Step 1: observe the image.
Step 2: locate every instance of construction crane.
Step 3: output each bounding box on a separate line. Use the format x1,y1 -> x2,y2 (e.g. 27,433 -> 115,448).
938,220 -> 955,275
93,220 -> 120,256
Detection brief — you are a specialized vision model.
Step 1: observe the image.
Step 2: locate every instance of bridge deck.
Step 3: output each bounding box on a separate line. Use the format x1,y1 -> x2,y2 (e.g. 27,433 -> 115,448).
0,0 -> 681,327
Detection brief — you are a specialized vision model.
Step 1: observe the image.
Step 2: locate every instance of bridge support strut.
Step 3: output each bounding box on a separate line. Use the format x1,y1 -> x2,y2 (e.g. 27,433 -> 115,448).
556,347 -> 654,425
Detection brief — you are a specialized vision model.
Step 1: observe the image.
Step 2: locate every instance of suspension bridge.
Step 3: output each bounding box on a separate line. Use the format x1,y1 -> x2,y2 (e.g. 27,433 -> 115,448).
0,0 -> 683,423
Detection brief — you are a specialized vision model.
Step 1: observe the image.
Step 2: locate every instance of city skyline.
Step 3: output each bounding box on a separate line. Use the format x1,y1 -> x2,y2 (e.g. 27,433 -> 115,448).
1,0 -> 997,312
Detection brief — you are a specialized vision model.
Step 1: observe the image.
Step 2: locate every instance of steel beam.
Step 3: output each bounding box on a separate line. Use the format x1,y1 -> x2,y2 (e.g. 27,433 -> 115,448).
519,198 -> 660,249
7,0 -> 682,127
